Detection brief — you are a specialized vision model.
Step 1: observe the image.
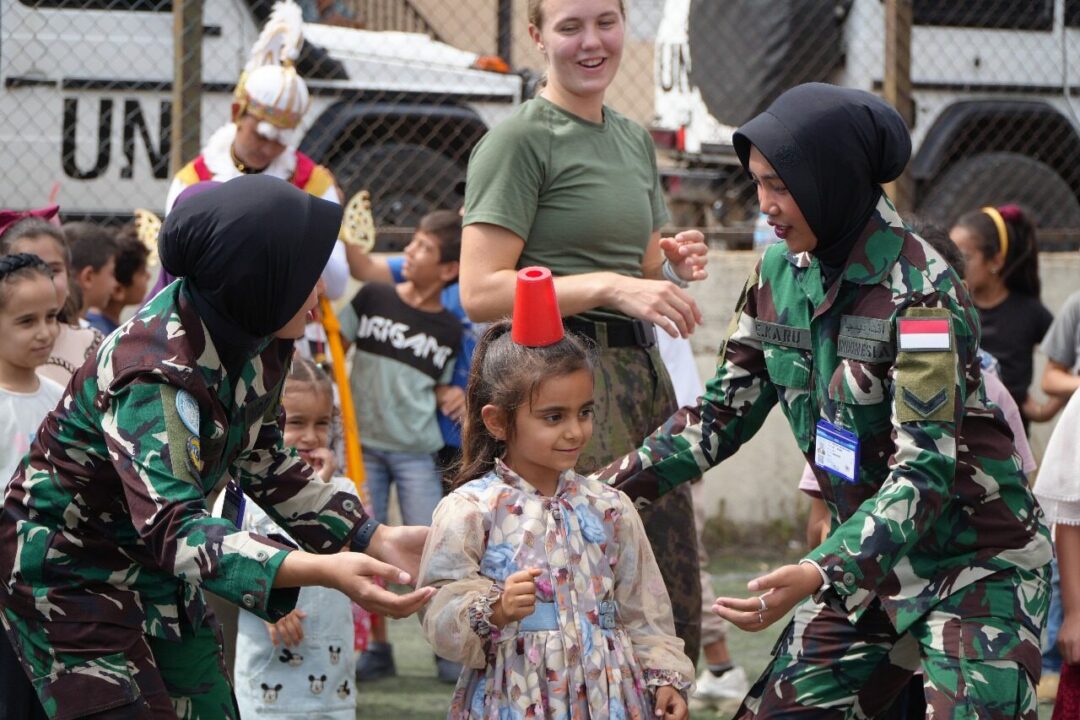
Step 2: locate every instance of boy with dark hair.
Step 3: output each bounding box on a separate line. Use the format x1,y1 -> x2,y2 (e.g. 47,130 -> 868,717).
86,225 -> 151,335
338,209 -> 463,683
62,222 -> 118,322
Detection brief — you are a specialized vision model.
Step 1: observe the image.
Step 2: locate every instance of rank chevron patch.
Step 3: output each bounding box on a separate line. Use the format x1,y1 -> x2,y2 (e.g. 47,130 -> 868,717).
901,387 -> 949,417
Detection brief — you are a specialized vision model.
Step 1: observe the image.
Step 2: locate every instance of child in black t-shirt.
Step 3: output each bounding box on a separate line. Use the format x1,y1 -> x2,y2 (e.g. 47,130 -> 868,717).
949,204 -> 1060,427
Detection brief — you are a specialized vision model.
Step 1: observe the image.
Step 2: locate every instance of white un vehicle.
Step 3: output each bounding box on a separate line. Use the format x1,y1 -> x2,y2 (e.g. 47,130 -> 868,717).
653,0 -> 1080,236
1,0 -> 522,228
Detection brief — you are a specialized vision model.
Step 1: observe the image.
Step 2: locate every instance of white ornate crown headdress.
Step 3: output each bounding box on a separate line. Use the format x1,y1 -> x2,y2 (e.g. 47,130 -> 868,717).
234,1 -> 310,143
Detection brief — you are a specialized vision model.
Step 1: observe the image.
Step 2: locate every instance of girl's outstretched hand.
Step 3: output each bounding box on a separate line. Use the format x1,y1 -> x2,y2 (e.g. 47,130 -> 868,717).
712,563 -> 823,631
491,568 -> 541,628
653,686 -> 688,720
332,552 -> 435,619
267,609 -> 307,647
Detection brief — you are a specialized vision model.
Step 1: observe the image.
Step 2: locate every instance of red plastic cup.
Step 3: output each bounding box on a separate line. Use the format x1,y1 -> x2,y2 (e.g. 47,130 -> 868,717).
511,266 -> 565,347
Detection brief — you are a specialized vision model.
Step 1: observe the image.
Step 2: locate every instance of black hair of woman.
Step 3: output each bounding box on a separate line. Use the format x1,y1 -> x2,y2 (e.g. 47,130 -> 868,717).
0,253 -> 53,308
451,320 -> 596,489
953,205 -> 1041,297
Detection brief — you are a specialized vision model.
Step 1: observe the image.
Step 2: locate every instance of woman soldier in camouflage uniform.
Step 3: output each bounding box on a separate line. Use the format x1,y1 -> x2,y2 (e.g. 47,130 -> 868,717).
596,84 -> 1052,718
0,176 -> 432,719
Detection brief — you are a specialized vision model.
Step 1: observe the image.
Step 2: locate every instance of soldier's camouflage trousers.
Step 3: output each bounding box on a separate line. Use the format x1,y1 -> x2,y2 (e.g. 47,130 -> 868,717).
736,565 -> 1050,719
575,342 -> 702,665
1,607 -> 238,719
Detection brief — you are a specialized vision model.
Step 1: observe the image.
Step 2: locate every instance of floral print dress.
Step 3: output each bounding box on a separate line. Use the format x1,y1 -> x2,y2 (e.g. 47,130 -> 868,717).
418,460 -> 694,719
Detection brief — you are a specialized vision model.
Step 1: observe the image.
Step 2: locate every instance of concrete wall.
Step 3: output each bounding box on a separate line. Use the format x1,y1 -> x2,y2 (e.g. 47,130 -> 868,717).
685,250 -> 1080,526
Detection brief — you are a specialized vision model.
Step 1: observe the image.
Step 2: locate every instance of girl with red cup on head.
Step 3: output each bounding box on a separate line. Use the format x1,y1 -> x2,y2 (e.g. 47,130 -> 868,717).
419,268 -> 694,719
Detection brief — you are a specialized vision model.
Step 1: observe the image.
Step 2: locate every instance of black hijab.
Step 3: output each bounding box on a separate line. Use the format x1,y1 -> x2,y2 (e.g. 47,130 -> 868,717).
733,83 -> 911,275
158,174 -> 342,370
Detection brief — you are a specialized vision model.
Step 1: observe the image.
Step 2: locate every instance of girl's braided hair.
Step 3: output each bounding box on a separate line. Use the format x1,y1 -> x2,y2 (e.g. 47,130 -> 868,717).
0,253 -> 54,310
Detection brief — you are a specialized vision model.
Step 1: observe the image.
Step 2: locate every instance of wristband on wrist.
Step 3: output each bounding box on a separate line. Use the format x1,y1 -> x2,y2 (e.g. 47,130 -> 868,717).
350,517 -> 381,553
661,258 -> 690,288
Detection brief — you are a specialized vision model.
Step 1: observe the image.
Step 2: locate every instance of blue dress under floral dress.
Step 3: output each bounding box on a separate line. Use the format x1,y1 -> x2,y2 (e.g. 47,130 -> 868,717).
418,459 -> 694,719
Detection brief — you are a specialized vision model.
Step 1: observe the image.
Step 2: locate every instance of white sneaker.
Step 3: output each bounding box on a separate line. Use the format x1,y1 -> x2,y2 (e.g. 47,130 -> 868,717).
693,665 -> 750,701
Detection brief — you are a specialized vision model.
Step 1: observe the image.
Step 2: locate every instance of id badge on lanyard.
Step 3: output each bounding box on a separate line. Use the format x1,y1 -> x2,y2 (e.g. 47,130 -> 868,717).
815,419 -> 860,483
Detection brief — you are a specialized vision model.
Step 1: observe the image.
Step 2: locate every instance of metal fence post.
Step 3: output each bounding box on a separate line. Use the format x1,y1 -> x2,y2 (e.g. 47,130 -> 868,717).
172,0 -> 204,177
883,0 -> 914,212
497,0 -> 512,64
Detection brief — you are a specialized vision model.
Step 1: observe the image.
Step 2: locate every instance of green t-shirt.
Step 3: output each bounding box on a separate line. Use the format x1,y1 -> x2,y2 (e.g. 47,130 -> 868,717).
463,97 -> 670,321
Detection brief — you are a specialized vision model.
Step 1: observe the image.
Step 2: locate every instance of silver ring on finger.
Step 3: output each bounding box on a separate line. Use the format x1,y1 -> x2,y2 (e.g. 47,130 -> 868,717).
757,610 -> 764,624
758,595 -> 768,612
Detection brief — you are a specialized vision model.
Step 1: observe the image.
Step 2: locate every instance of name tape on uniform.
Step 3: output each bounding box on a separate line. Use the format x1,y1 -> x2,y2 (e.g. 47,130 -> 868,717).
753,320 -> 811,350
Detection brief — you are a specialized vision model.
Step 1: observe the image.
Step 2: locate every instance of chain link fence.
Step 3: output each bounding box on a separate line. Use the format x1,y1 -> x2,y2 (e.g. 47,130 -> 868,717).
3,0 -> 1080,249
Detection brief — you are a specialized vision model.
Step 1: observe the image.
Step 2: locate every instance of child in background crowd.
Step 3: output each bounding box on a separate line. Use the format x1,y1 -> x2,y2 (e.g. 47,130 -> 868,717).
339,209 -> 463,682
61,221 -> 118,323
0,253 -> 62,720
1041,290 -> 1080,400
343,209 -> 478,481
233,357 -> 358,719
85,224 -> 150,335
0,254 -> 62,488
419,270 -> 693,719
0,214 -> 102,385
950,205 -> 1060,427
1032,389 -> 1080,718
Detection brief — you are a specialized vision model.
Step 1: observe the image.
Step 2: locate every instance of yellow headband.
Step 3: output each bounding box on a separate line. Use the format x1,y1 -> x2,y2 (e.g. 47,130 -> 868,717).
981,206 -> 1009,261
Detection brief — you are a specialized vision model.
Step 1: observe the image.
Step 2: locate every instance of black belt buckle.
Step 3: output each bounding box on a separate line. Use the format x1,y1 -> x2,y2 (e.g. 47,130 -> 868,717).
631,319 -> 656,348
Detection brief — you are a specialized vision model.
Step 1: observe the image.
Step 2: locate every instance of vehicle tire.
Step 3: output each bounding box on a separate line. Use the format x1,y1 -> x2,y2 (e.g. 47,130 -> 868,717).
329,142 -> 465,229
918,152 -> 1080,230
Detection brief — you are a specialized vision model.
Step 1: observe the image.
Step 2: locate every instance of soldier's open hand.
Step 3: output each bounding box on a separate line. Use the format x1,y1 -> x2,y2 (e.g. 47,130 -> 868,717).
712,562 -> 823,631
333,552 -> 435,618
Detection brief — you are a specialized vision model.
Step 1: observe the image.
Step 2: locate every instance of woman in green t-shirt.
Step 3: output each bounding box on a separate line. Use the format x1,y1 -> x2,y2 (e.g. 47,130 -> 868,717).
459,0 -> 710,664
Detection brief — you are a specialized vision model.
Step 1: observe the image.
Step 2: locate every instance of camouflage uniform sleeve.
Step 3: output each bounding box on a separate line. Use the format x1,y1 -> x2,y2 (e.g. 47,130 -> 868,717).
597,266 -> 779,502
806,294 -> 971,617
232,402 -> 368,555
103,381 -> 297,621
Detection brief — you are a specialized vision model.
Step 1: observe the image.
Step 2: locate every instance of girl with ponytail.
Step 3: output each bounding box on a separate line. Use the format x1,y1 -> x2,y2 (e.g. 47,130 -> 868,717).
951,205 -> 1060,425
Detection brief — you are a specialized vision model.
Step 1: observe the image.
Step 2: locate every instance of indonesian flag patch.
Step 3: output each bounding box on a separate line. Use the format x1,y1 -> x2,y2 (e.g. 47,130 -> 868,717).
897,317 -> 951,352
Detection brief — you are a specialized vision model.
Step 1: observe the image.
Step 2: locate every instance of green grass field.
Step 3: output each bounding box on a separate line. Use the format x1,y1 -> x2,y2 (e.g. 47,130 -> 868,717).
358,554 -> 1056,719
